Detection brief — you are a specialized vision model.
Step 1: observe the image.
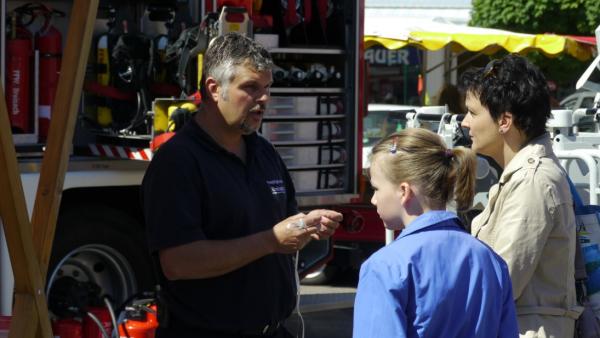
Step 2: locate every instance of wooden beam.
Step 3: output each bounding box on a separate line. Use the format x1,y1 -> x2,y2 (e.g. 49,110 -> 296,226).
31,0 -> 99,276
9,294 -> 38,338
1,1 -> 99,337
0,88 -> 52,338
31,1 -> 99,338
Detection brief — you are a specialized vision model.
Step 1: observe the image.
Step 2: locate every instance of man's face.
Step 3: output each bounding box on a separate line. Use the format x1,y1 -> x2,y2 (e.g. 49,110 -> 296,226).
461,91 -> 503,160
216,65 -> 273,135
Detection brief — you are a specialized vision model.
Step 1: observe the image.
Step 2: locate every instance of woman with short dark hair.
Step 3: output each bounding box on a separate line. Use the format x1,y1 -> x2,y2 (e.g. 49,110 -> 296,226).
460,54 -> 581,337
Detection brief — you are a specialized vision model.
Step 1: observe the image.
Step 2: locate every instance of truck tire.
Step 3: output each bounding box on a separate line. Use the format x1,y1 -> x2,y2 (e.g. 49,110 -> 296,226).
47,206 -> 155,312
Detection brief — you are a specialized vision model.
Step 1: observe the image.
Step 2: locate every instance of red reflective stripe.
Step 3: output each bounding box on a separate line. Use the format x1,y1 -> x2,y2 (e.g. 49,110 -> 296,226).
124,147 -> 135,159
96,144 -> 106,156
110,146 -> 119,158
139,149 -> 150,160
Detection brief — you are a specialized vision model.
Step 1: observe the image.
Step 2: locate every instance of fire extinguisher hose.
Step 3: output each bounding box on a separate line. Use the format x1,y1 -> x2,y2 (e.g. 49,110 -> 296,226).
86,311 -> 111,338
103,296 -> 119,338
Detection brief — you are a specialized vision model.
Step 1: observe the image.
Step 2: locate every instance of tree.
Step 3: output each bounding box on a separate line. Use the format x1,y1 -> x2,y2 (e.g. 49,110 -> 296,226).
470,0 -> 600,97
471,0 -> 600,35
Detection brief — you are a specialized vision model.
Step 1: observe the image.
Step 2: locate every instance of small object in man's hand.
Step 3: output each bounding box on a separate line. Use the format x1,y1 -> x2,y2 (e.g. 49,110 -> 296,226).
286,218 -> 306,229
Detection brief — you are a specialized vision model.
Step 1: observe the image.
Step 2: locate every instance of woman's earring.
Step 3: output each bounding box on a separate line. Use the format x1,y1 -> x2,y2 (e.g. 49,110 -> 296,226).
499,129 -> 504,134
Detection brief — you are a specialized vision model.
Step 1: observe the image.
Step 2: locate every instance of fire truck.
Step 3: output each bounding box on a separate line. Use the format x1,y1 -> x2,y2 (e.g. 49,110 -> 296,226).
0,0 -> 365,333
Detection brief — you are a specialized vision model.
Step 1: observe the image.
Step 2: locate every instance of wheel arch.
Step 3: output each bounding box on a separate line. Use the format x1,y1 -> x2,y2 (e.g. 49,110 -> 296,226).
59,185 -> 145,233
46,185 -> 156,314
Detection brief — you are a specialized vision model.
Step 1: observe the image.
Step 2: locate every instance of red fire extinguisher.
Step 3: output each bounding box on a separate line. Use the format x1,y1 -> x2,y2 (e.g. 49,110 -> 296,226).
5,12 -> 33,133
35,6 -> 64,142
118,304 -> 158,338
52,318 -> 83,338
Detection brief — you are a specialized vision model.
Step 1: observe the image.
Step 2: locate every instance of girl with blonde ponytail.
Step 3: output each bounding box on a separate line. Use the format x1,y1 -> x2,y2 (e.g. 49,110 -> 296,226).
353,128 -> 518,338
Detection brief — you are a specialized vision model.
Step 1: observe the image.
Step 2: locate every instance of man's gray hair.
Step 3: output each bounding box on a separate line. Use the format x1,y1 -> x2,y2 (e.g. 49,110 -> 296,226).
202,33 -> 273,99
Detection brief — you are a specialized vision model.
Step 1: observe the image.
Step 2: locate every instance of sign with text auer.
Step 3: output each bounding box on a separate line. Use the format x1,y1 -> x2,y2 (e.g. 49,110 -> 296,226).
365,46 -> 421,66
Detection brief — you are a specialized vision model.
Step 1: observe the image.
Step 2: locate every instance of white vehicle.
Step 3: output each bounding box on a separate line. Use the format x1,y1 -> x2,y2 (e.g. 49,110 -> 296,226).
560,91 -> 600,110
363,104 -> 418,168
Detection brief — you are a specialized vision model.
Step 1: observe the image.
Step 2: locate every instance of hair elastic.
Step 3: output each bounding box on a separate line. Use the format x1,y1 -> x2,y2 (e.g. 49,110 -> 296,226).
390,136 -> 398,154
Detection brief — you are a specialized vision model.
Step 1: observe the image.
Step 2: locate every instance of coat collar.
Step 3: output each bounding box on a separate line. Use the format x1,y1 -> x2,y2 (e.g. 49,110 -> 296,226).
499,133 -> 552,185
472,134 -> 552,237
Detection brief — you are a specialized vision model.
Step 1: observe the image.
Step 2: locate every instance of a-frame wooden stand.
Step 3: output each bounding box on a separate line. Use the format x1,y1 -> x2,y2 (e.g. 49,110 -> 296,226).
0,1 -> 98,337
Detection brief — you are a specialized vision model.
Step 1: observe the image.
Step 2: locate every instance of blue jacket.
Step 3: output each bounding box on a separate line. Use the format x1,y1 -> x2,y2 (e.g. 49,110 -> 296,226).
353,211 -> 518,338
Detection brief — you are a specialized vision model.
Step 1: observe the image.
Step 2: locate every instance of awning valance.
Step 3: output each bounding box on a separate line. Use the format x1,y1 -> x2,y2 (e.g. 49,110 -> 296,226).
364,17 -> 596,61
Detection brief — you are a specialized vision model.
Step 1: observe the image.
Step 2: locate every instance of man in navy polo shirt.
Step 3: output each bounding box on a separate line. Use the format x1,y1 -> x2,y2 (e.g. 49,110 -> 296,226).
142,33 -> 342,337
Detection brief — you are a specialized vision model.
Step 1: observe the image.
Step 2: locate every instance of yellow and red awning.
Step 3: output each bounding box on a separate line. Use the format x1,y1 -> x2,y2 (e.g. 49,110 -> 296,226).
364,17 -> 597,61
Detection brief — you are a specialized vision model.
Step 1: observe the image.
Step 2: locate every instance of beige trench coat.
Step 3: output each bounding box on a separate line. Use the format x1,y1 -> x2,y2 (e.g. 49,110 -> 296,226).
471,134 -> 582,338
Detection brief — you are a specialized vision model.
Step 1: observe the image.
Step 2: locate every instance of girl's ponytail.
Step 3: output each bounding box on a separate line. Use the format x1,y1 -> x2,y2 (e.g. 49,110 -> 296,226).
448,147 -> 477,211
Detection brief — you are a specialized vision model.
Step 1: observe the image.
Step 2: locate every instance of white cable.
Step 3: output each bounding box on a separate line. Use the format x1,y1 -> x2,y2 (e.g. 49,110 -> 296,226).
294,250 -> 305,338
286,218 -> 306,337
103,297 -> 119,338
86,311 -> 111,338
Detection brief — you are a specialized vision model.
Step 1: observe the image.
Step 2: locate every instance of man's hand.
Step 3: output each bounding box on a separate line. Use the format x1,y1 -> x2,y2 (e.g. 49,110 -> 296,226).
305,209 -> 343,241
271,213 -> 317,254
270,210 -> 343,254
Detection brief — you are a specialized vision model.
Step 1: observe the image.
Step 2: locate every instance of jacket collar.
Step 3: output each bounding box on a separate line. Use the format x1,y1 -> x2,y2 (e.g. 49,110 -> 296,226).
499,133 -> 552,185
397,210 -> 462,240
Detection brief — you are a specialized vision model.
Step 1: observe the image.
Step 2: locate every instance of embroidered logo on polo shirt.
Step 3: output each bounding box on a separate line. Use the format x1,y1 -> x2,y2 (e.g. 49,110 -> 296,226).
266,179 -> 286,195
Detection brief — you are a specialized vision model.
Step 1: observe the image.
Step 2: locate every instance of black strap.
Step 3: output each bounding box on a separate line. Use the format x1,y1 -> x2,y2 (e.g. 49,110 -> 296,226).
150,252 -> 171,328
575,233 -> 588,281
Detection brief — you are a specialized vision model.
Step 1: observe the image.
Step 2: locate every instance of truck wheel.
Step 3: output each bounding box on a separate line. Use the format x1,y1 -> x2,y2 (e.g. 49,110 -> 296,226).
301,265 -> 338,285
46,206 -> 155,312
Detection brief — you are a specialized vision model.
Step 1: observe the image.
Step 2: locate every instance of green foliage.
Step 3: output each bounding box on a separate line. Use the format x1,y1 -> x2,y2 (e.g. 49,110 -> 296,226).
471,0 -> 597,35
470,0 -> 598,96
526,52 -> 588,95
584,0 -> 600,33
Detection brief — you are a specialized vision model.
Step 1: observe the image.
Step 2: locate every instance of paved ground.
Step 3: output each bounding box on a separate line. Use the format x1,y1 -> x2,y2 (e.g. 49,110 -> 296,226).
284,270 -> 358,338
286,308 -> 354,338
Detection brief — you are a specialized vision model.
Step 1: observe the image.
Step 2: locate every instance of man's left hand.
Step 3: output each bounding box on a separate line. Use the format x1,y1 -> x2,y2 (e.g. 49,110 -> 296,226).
303,209 -> 343,241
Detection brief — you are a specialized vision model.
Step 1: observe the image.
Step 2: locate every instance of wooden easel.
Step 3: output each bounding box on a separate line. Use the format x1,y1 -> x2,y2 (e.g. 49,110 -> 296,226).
0,1 -> 98,337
